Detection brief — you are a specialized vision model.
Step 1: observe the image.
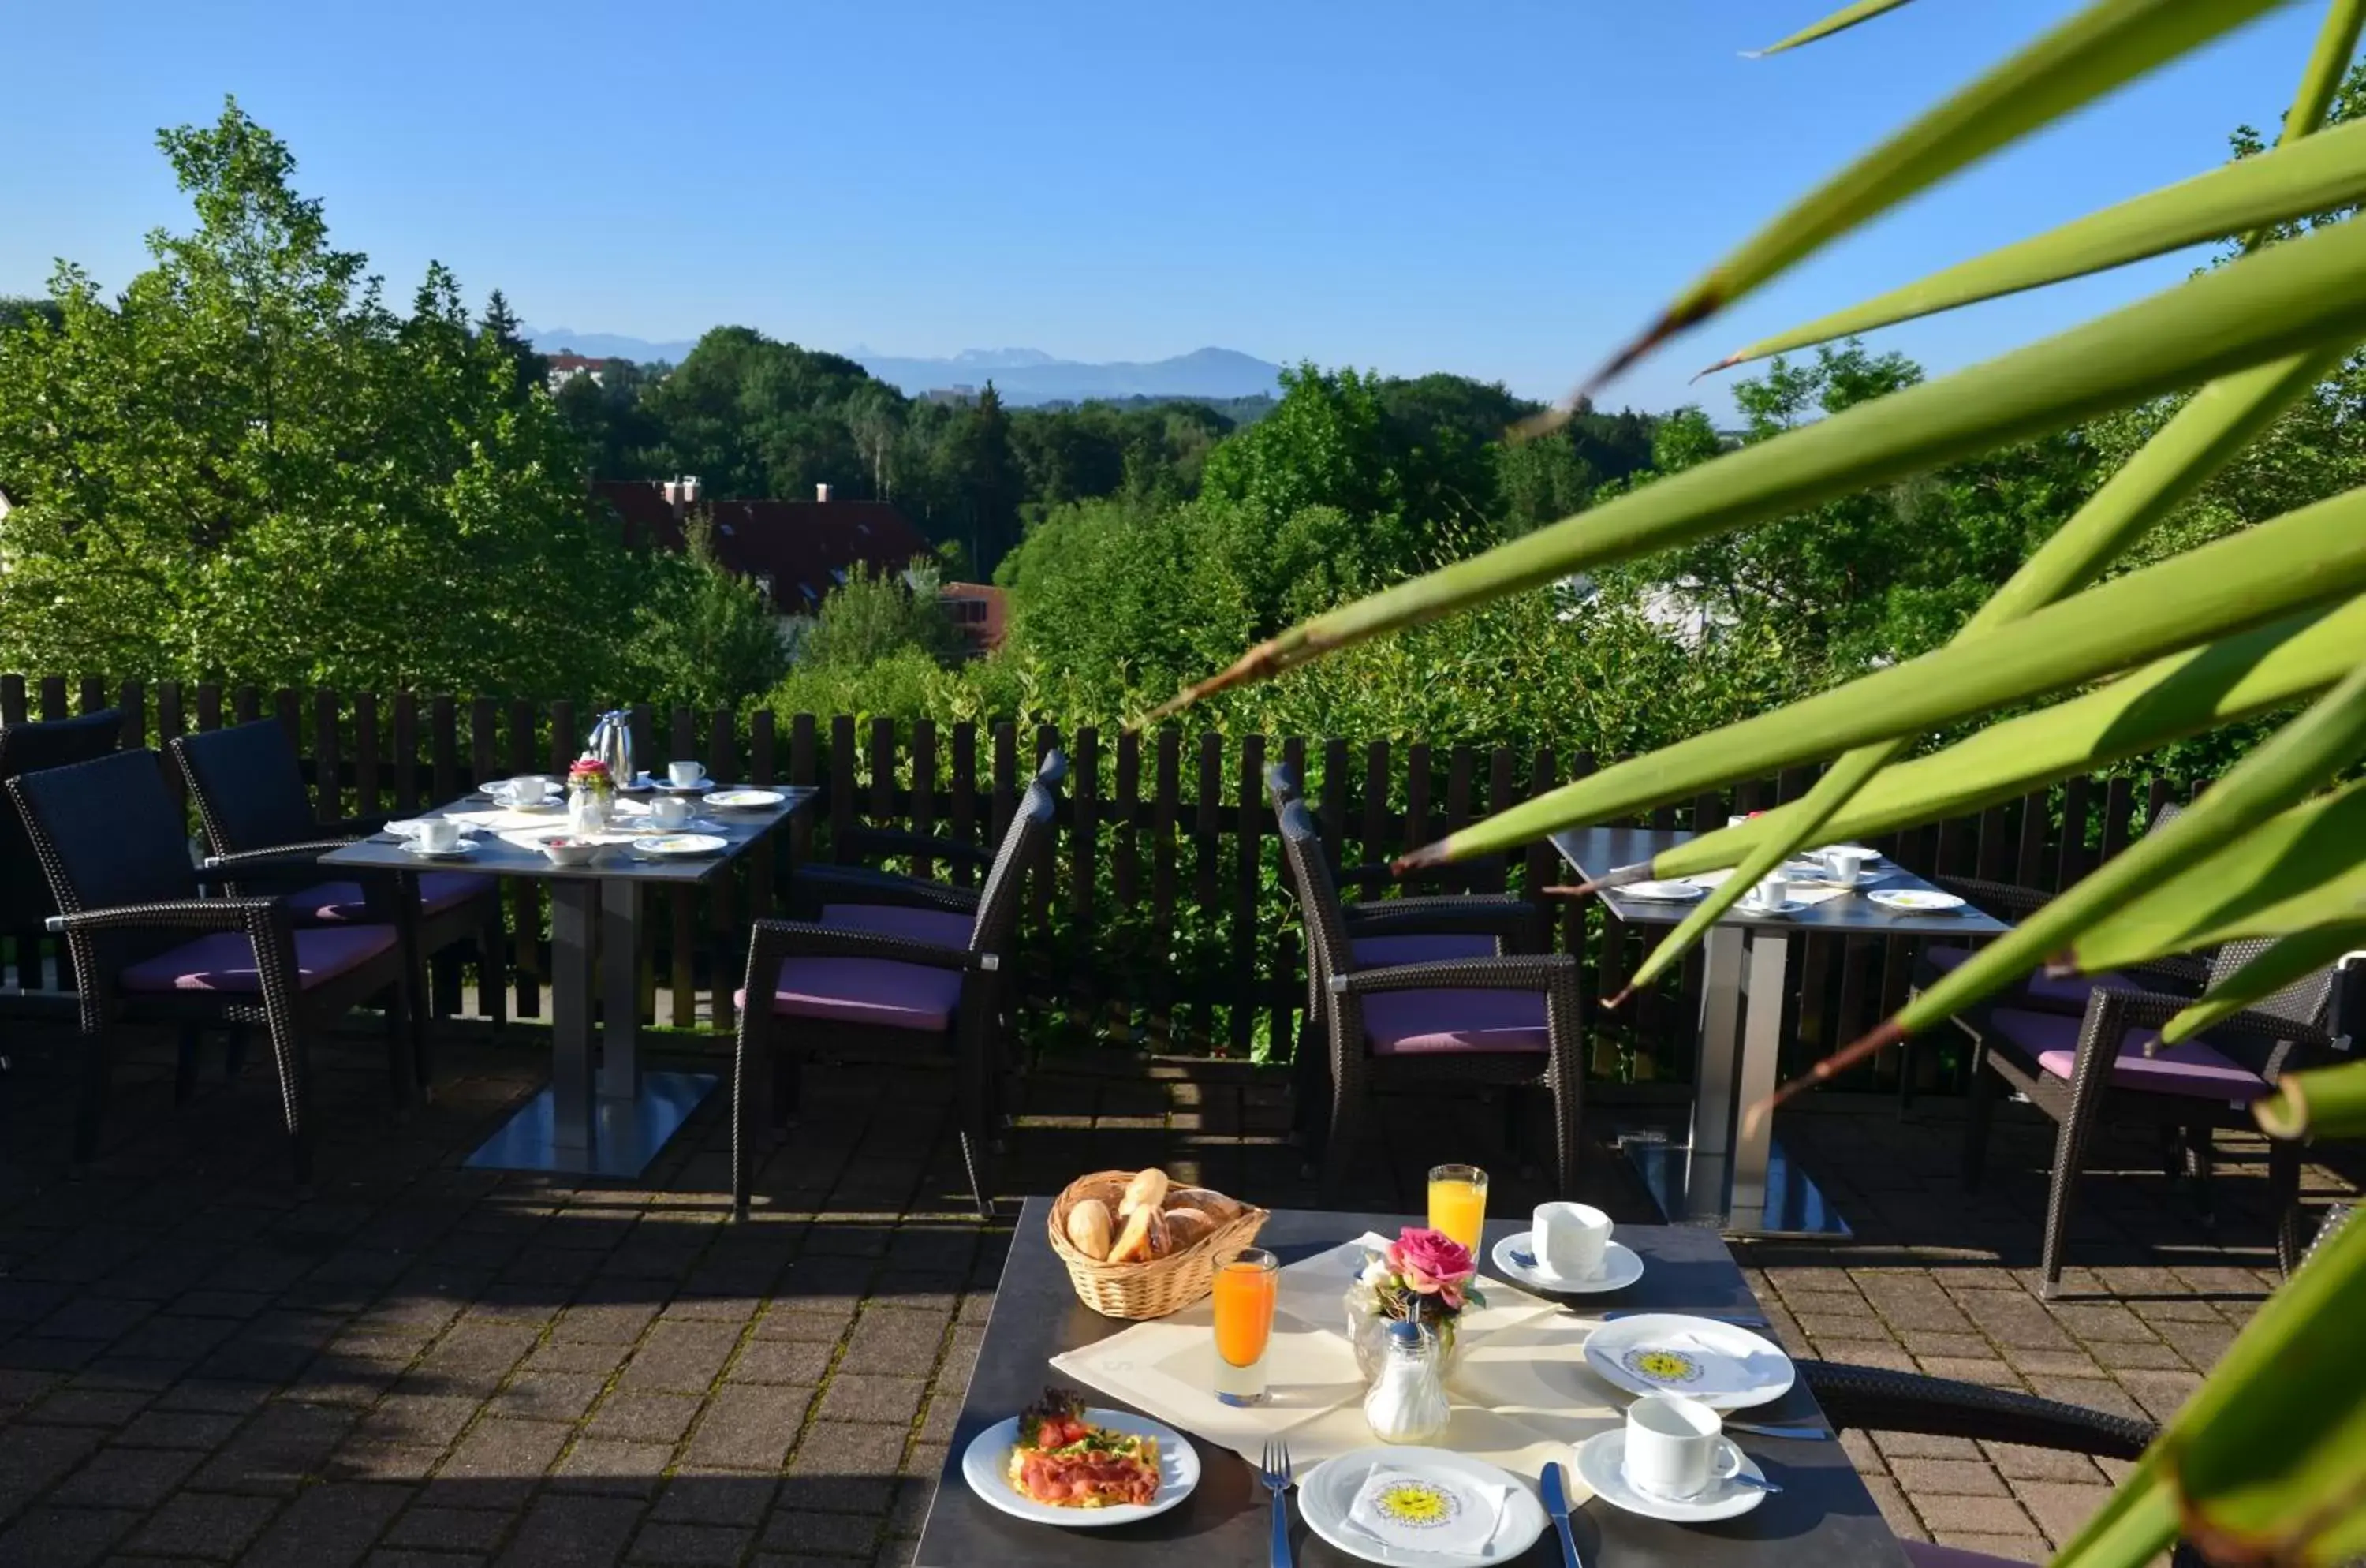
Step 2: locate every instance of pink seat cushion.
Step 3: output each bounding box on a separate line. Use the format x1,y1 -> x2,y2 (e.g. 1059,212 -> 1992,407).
1901,1541 -> 2032,1568
1923,943 -> 2129,1012
121,925 -> 399,995
820,902 -> 974,949
1989,1007 -> 2271,1102
1349,934 -> 1497,967
745,956 -> 964,1032
1363,987 -> 1550,1056
286,873 -> 494,924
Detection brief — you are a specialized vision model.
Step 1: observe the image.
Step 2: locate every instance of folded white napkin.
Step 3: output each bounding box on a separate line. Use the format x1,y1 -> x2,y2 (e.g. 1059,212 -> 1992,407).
1345,1465 -> 1514,1559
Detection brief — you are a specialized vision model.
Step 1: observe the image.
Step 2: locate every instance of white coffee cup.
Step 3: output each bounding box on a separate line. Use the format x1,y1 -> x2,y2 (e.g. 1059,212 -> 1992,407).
1747,875 -> 1789,911
415,819 -> 461,854
1822,846 -> 1871,887
650,796 -> 692,830
1624,1392 -> 1740,1500
668,760 -> 705,788
503,775 -> 554,806
1533,1200 -> 1613,1281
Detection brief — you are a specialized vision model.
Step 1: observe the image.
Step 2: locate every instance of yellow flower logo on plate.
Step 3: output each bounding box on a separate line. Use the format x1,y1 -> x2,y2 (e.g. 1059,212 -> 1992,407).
1624,1347 -> 1704,1384
1375,1480 -> 1462,1529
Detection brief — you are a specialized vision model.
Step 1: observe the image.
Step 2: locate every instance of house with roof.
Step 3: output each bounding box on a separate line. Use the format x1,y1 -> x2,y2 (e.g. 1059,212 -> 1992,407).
595,476 -> 949,647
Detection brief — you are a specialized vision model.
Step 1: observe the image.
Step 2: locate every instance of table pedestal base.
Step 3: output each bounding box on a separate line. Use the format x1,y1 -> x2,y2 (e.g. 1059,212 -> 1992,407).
1621,1130 -> 1852,1238
465,1070 -> 718,1177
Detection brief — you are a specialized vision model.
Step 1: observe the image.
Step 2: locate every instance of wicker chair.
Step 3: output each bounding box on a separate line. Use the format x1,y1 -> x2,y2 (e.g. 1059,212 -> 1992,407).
0,709 -> 126,1022
170,718 -> 505,1088
9,749 -> 415,1183
733,767 -> 1060,1220
1274,797 -> 1584,1197
790,750 -> 1067,920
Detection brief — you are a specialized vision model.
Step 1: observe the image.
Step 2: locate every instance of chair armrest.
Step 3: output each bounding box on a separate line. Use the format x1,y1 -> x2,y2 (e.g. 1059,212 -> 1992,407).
202,839 -> 369,872
1331,953 -> 1577,996
792,865 -> 980,915
2086,983 -> 2334,1055
745,918 -> 992,975
1345,894 -> 1536,941
48,896 -> 277,936
1798,1359 -> 2155,1459
1332,860 -> 1401,894
838,825 -> 993,868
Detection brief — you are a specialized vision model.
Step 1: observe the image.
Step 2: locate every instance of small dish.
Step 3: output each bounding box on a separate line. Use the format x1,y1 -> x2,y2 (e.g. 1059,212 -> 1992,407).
631,833 -> 729,858
1868,888 -> 1965,913
536,836 -> 603,867
1620,880 -> 1705,902
703,789 -> 784,811
958,1409 -> 1197,1529
1573,1428 -> 1768,1523
1491,1234 -> 1644,1295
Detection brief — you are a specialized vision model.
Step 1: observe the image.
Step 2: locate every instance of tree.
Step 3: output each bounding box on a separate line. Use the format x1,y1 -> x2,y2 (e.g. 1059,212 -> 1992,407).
797,562 -> 964,670
941,383 -> 1024,573
0,99 -> 639,697
625,520 -> 790,709
477,288 -> 546,405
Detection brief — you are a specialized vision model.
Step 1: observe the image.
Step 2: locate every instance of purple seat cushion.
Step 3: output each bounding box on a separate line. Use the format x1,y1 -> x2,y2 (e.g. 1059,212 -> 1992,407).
1901,1542 -> 2031,1568
1349,933 -> 1497,967
1923,943 -> 2129,1012
820,902 -> 974,950
1363,987 -> 1550,1056
1989,1006 -> 2271,1102
285,873 -> 494,924
121,925 -> 399,995
746,957 -> 964,1032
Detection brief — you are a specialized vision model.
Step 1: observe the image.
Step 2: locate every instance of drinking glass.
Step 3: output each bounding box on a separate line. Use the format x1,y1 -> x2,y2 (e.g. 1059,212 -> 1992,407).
1427,1164 -> 1488,1253
1211,1246 -> 1279,1407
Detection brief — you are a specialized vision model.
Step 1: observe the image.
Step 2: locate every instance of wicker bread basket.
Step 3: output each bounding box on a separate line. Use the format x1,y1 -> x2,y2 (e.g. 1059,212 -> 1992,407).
1047,1171 -> 1270,1320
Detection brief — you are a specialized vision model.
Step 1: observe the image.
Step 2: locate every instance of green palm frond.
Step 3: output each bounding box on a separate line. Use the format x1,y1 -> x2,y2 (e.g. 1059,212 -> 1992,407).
1751,0 -> 1919,58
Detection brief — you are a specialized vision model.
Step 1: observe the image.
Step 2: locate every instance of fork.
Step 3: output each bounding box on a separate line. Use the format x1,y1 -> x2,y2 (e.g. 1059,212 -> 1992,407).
1259,1437 -> 1294,1568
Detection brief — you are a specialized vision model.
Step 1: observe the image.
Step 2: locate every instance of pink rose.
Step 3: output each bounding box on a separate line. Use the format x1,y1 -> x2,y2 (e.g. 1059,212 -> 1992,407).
1386,1227 -> 1475,1301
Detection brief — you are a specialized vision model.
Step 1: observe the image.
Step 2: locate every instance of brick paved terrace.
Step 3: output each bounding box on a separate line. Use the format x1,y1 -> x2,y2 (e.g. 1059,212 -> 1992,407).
0,1021 -> 2352,1566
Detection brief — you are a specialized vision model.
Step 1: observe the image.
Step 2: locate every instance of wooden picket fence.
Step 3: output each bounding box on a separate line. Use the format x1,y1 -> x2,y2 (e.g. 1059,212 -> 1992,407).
0,674 -> 2201,1092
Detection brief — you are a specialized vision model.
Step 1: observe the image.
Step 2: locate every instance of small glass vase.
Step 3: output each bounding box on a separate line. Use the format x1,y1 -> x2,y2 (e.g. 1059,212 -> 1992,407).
566,777 -> 614,835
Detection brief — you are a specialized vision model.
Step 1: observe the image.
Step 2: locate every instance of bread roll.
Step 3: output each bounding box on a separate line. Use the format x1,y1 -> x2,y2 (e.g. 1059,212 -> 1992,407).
1118,1167 -> 1170,1219
1166,1186 -> 1236,1221
1110,1205 -> 1169,1264
1065,1198 -> 1114,1260
1162,1206 -> 1215,1249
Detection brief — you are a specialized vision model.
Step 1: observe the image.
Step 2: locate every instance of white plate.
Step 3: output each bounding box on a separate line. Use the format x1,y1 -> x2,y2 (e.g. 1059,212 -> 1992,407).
632,833 -> 729,858
1297,1447 -> 1547,1567
1621,880 -> 1705,902
1868,888 -> 1965,913
958,1409 -> 1197,1529
1809,842 -> 1883,863
1583,1314 -> 1796,1409
1491,1234 -> 1645,1295
1573,1428 -> 1768,1523
401,839 -> 479,860
703,789 -> 784,811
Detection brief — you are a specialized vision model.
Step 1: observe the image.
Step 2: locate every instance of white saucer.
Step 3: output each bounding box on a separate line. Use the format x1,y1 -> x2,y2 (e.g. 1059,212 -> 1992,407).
959,1409 -> 1197,1529
401,839 -> 479,860
1737,899 -> 1808,917
1573,1428 -> 1767,1523
1621,880 -> 1705,902
1491,1234 -> 1644,1295
655,775 -> 715,794
618,772 -> 658,793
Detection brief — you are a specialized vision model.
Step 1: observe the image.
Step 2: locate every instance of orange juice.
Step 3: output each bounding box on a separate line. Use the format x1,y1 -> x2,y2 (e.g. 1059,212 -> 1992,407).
1427,1164 -> 1488,1253
1212,1259 -> 1278,1368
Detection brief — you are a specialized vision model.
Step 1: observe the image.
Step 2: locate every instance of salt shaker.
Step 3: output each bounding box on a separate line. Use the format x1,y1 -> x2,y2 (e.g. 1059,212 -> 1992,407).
1364,1320 -> 1450,1443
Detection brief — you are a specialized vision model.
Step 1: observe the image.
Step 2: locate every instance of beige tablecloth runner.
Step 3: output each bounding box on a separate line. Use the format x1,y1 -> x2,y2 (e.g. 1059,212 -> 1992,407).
432,798 -> 681,848
1049,1235 -> 1638,1493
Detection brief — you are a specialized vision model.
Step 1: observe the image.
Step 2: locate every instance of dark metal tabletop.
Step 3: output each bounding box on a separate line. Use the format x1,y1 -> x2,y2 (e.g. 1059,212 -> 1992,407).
321,785 -> 815,886
1553,827 -> 2010,938
915,1200 -> 1907,1568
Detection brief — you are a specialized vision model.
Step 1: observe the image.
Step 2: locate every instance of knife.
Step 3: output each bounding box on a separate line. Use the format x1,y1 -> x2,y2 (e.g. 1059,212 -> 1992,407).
1539,1458 -> 1582,1568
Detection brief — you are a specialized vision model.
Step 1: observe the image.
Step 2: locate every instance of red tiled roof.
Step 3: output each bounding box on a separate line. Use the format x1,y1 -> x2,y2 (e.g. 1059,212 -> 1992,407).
595,481 -> 935,610
546,353 -> 606,372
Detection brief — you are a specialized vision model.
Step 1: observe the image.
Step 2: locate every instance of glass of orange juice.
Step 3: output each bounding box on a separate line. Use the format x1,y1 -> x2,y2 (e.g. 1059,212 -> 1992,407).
1211,1247 -> 1279,1407
1427,1163 -> 1488,1253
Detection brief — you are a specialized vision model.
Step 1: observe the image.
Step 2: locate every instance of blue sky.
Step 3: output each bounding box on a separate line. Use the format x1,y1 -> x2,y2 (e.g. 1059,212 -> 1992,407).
0,1 -> 2334,417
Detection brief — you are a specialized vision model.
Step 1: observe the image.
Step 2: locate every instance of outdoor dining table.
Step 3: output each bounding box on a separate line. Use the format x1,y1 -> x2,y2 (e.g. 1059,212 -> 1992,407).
322,783 -> 813,1178
916,1200 -> 1906,1568
1551,827 -> 2007,1238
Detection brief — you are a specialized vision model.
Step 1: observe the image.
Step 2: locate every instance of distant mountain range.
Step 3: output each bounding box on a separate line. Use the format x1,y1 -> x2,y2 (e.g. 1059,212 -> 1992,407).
521,327 -> 1283,406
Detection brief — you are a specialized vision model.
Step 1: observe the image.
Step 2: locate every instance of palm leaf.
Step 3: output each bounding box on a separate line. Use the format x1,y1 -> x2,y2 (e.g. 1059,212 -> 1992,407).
2163,921 -> 2366,1043
1395,499 -> 2366,872
1707,118 -> 2366,371
1639,599 -> 2366,882
1576,0 -> 2289,395
2256,1058 -> 2366,1141
1752,0 -> 1919,58
1148,210 -> 2366,721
